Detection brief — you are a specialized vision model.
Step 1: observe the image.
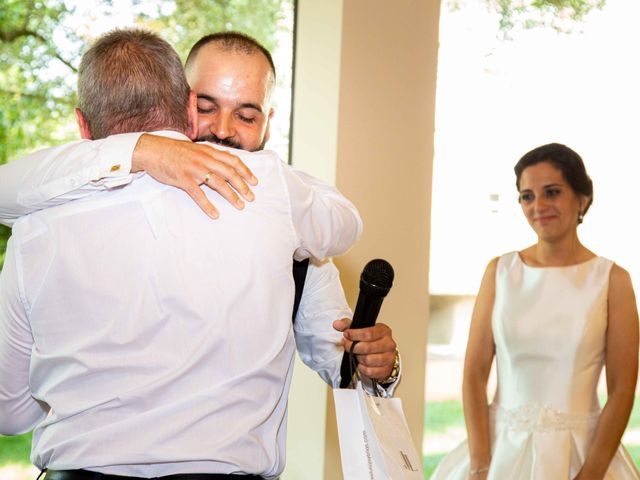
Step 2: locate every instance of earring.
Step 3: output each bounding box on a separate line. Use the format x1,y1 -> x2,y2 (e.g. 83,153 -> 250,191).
578,212 -> 584,224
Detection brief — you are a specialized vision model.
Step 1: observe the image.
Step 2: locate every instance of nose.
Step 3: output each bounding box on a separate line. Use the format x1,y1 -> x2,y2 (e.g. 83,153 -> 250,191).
211,112 -> 235,140
532,195 -> 549,212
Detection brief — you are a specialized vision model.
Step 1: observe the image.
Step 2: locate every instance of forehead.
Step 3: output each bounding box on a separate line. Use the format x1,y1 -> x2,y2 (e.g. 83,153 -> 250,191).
186,44 -> 273,105
520,161 -> 567,188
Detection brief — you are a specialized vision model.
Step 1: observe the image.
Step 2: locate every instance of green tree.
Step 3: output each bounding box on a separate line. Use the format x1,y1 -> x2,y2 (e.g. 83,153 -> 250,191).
445,0 -> 606,35
491,0 -> 607,33
140,0 -> 291,61
1,0 -> 81,267
0,0 -> 80,164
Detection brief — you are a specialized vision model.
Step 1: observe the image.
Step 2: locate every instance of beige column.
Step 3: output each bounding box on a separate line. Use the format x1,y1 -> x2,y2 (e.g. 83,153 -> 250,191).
284,2 -> 344,478
287,1 -> 441,478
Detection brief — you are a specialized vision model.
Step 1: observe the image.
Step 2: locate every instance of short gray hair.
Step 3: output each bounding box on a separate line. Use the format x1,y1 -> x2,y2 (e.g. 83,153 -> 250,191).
77,28 -> 190,139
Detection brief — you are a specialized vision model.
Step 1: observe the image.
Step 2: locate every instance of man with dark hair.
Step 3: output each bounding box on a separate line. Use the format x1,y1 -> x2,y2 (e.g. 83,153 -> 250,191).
0,28 -> 362,479
184,31 -> 276,151
187,31 -> 277,77
0,31 -> 399,393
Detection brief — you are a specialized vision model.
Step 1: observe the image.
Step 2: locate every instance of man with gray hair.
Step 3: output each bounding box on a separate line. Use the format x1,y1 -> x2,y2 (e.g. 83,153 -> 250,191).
0,28 -> 362,480
76,29 -> 191,138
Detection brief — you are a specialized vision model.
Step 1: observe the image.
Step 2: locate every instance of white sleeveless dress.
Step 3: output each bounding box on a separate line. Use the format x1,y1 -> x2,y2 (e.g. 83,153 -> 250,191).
431,251 -> 639,479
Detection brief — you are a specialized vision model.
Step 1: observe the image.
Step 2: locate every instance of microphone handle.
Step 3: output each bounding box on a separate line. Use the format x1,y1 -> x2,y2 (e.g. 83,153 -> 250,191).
339,293 -> 384,388
349,294 -> 384,329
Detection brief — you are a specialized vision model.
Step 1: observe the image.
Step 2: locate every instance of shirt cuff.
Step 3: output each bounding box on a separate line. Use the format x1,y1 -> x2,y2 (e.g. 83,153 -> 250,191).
90,132 -> 143,188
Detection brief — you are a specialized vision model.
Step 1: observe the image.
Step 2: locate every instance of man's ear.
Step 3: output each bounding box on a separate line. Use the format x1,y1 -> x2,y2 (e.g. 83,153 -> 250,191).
186,90 -> 198,141
263,107 -> 275,144
75,108 -> 93,140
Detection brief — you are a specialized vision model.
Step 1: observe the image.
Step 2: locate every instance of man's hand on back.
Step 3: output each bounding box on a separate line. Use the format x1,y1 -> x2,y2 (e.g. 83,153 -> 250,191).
131,134 -> 258,219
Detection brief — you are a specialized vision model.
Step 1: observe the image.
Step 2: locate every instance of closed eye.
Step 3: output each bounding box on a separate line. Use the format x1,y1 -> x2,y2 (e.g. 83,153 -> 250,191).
196,95 -> 218,115
237,113 -> 257,124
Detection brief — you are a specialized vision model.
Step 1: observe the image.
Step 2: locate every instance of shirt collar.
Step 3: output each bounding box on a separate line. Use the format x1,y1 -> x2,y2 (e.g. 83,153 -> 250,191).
146,130 -> 192,142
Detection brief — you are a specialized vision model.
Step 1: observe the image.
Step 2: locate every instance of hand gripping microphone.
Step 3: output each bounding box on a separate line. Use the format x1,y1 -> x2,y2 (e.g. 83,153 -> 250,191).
339,259 -> 394,388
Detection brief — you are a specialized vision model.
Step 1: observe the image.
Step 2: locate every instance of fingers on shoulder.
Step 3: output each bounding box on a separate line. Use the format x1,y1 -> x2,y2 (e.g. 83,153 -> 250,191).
198,143 -> 242,164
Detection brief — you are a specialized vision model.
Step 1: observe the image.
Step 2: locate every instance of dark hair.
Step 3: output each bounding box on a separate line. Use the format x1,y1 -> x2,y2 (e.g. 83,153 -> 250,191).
514,143 -> 594,218
184,31 -> 276,92
77,28 -> 191,139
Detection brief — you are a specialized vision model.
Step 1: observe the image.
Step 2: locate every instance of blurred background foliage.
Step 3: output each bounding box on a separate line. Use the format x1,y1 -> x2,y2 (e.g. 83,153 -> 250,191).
446,0 -> 607,36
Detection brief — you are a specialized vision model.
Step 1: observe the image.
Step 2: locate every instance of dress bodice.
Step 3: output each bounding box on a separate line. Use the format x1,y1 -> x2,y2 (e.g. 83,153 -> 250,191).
492,251 -> 612,414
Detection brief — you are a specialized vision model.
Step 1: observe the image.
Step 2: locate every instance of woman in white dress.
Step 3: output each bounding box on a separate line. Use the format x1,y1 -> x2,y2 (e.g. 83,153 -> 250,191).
432,143 -> 639,479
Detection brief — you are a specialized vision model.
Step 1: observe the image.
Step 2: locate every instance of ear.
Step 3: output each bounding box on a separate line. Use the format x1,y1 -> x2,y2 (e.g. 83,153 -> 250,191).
263,107 -> 275,144
186,90 -> 199,141
75,108 -> 93,140
579,195 -> 589,215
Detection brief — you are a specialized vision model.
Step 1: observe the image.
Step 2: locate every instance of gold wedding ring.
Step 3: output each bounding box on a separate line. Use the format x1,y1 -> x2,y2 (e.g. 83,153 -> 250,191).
203,172 -> 213,184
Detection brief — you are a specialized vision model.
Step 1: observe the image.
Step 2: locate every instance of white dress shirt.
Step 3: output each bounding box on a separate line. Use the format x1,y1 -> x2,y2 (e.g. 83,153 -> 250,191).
0,131 -> 362,478
0,132 -> 400,392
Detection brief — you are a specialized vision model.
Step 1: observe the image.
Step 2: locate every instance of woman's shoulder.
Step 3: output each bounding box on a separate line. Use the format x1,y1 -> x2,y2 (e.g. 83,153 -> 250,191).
586,256 -> 633,296
475,252 -> 525,282
609,262 -> 632,286
484,255 -> 506,275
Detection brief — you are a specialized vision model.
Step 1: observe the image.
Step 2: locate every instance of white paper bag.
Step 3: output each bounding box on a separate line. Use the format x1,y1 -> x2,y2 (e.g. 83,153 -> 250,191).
333,381 -> 424,479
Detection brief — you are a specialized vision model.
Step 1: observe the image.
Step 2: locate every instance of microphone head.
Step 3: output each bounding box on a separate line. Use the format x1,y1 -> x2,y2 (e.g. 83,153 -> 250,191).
360,259 -> 394,297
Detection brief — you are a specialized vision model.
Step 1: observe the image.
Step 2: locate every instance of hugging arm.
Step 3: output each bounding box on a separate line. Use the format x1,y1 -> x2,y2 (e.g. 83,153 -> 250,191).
0,133 -> 141,226
0,133 -> 256,225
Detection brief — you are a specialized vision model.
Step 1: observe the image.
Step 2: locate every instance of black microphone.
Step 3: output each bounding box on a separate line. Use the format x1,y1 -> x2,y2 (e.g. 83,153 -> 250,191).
339,259 -> 394,388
